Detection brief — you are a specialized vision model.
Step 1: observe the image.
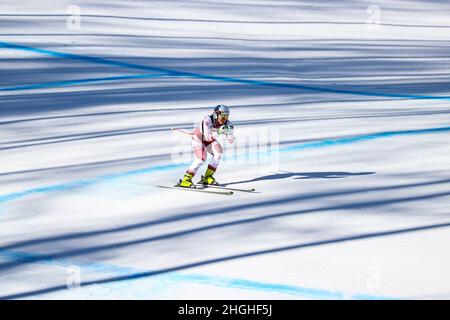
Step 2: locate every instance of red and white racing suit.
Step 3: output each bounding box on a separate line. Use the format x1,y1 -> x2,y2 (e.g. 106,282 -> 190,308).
187,115 -> 235,174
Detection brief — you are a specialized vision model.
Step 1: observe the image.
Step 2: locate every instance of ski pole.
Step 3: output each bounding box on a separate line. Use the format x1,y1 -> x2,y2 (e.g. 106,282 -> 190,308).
171,128 -> 194,136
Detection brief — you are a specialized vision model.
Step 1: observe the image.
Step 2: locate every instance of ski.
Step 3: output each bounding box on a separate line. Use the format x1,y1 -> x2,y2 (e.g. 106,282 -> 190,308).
194,184 -> 256,193
155,185 -> 233,195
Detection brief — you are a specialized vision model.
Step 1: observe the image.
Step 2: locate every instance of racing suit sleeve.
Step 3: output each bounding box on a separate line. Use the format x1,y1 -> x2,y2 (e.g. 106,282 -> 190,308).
202,116 -> 216,142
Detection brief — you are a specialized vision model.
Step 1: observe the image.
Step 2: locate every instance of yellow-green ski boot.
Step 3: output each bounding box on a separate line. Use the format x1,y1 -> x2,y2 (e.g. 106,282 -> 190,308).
199,166 -> 219,185
177,171 -> 194,188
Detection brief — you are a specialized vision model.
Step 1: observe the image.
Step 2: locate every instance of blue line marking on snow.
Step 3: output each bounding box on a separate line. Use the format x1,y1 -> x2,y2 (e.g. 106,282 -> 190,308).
163,273 -> 392,300
0,249 -> 393,299
1,41 -> 450,100
0,74 -> 169,92
0,249 -> 136,275
279,125 -> 450,153
0,163 -> 186,203
0,41 -> 174,75
0,125 -> 449,205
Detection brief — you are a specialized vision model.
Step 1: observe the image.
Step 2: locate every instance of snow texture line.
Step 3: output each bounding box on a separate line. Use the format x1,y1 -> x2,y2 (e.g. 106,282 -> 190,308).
1,41 -> 450,100
2,14 -> 450,29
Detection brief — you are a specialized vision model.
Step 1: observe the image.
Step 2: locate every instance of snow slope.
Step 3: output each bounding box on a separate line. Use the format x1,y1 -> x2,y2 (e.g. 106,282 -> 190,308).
0,0 -> 449,299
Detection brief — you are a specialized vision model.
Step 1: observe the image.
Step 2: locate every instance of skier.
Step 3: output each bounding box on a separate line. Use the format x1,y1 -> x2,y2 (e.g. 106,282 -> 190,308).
177,104 -> 235,188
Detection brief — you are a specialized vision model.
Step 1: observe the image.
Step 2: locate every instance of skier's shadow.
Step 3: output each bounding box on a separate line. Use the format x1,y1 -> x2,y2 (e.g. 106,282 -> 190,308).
223,171 -> 375,186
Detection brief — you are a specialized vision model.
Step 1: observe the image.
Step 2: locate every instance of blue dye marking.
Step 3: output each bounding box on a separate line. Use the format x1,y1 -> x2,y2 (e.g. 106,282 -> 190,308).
0,162 -> 187,204
279,126 -> 450,153
0,249 -> 392,299
0,41 -> 174,75
0,249 -> 136,275
0,74 -> 169,92
169,273 -> 392,300
1,126 -> 449,205
1,41 -> 449,100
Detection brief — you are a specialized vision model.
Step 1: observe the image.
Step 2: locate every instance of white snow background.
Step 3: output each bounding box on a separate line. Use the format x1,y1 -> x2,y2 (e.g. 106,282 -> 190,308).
0,0 -> 449,299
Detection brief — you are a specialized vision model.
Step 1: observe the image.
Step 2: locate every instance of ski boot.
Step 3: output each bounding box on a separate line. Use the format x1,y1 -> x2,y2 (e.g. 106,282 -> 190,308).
177,171 -> 194,188
199,166 -> 219,185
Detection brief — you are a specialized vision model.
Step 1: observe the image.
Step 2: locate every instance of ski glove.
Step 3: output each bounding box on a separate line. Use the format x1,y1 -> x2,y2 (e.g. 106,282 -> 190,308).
218,124 -> 234,135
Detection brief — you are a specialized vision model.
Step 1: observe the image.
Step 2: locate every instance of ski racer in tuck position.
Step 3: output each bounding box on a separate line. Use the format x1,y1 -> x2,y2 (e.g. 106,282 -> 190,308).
177,104 -> 235,188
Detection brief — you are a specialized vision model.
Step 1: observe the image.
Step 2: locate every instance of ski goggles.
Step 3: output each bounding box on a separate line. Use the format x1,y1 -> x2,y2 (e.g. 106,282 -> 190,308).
217,113 -> 229,121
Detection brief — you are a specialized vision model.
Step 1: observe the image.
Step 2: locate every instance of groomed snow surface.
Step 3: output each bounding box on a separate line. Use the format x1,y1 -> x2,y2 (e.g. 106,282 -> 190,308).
0,0 -> 449,299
